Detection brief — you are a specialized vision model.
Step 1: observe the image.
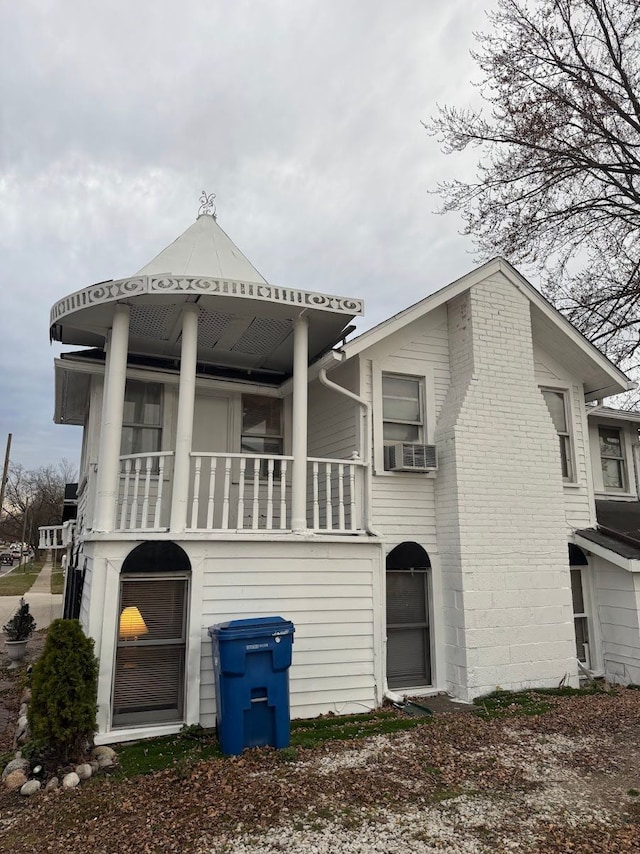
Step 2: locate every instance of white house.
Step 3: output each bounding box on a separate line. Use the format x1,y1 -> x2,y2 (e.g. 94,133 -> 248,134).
40,209 -> 640,745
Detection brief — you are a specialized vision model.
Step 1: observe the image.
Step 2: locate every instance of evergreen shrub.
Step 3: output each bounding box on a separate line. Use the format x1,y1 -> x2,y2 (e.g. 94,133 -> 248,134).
28,619 -> 98,765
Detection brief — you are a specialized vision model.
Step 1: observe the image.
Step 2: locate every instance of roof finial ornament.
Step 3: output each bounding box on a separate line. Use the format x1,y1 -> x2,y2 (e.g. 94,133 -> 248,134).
198,190 -> 217,219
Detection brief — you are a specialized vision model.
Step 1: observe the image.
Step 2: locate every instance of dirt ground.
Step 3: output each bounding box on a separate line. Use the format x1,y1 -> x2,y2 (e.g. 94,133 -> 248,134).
2,676 -> 640,853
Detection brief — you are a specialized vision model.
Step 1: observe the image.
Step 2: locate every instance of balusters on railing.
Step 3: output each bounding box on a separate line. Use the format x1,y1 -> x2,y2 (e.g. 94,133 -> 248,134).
349,462 -> 357,531
338,463 -> 345,530
312,463 -> 320,530
117,451 -> 173,532
221,457 -> 232,529
155,456 -> 166,529
120,459 -> 132,530
129,457 -> 142,528
325,463 -> 333,531
251,460 -> 260,530
191,456 -> 202,529
280,460 -> 288,529
237,458 -> 246,530
206,457 -> 216,529
266,459 -> 274,529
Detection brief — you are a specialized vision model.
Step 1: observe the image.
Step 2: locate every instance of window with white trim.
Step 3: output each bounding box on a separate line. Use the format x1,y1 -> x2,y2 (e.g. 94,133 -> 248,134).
121,380 -> 162,457
599,425 -> 626,490
541,388 -> 573,480
382,374 -> 424,469
113,574 -> 188,727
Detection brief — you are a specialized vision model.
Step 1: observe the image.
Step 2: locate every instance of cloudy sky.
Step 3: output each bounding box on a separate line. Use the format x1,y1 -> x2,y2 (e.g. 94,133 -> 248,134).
1,0 -> 496,472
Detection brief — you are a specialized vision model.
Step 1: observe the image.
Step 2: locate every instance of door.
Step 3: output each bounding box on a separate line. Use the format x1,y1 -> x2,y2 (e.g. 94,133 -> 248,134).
385,542 -> 432,689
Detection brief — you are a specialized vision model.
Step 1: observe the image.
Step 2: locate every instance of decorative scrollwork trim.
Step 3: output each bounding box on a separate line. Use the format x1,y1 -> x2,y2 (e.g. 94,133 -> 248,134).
50,276 -> 364,328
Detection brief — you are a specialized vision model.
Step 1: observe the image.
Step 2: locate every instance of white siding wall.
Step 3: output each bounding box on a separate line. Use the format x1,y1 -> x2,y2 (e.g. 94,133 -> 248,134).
534,346 -> 595,531
199,539 -> 383,725
86,536 -> 383,741
434,274 -> 577,701
307,360 -> 360,460
594,557 -> 640,684
363,305 -> 450,552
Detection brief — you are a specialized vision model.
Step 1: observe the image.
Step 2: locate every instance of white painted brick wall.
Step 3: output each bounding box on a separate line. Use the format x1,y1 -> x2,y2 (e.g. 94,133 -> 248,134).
435,273 -> 578,701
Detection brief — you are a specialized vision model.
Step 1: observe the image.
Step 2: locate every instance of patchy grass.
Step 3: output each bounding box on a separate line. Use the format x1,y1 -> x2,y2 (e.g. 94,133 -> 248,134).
116,711 -> 428,778
50,565 -> 64,594
473,684 -> 606,719
290,710 -> 427,748
0,560 -> 44,596
116,726 -> 221,777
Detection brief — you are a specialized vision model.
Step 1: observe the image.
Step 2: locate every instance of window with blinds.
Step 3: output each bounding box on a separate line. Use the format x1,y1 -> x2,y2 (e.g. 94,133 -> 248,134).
112,576 -> 188,727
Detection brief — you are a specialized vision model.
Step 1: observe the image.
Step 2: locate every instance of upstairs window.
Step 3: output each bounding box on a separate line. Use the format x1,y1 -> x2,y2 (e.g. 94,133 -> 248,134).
382,375 -> 424,444
541,388 -> 573,481
241,395 -> 284,480
121,380 -> 162,457
599,426 -> 626,490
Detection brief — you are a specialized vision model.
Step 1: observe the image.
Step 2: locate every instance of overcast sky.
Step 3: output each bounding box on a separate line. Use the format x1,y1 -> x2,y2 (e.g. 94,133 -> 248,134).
0,0 -> 496,472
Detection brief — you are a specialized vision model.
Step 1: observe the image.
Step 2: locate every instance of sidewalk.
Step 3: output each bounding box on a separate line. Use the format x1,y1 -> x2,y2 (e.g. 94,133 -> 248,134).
0,556 -> 63,641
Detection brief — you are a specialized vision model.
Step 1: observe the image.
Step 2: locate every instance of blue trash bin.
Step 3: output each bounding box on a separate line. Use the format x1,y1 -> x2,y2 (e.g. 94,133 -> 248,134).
209,616 -> 295,756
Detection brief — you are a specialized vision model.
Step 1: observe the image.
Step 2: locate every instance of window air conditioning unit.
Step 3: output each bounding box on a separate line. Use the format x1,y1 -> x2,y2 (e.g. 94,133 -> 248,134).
387,443 -> 437,472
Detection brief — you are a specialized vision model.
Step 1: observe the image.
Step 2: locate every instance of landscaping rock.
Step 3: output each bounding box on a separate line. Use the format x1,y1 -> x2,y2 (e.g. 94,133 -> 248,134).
2,757 -> 29,781
45,777 -> 59,791
20,688 -> 31,704
92,745 -> 116,761
20,780 -> 41,796
17,714 -> 27,730
4,770 -> 28,791
18,703 -> 28,718
97,757 -> 114,769
89,761 -> 100,774
76,763 -> 92,780
62,772 -> 80,789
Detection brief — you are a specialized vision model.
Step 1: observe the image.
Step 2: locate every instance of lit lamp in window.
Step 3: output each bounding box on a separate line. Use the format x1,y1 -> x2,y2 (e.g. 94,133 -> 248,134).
119,606 -> 148,641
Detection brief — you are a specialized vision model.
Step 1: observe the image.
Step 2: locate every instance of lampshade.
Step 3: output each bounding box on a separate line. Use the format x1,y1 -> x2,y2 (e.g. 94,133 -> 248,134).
119,606 -> 148,640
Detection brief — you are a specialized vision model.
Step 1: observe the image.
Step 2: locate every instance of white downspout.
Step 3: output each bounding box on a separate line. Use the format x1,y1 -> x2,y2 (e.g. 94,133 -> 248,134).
319,366 -> 407,707
318,367 -> 381,538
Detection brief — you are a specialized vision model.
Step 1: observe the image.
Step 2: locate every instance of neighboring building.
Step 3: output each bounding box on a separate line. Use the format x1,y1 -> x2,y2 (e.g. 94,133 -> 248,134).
40,210 -> 640,745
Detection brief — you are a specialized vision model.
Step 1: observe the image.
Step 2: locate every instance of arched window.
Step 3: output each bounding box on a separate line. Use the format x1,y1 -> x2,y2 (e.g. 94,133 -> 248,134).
113,542 -> 191,728
386,542 -> 431,689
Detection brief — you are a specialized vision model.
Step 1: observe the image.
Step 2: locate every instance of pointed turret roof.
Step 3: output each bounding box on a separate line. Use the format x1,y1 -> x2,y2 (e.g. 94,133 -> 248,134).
135,213 -> 268,283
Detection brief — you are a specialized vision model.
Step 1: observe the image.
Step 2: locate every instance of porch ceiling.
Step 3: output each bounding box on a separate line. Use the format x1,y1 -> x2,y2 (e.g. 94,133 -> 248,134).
50,280 -> 363,375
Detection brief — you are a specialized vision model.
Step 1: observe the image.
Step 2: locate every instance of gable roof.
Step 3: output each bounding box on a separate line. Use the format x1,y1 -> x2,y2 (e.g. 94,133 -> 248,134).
135,213 -> 268,283
337,257 -> 633,401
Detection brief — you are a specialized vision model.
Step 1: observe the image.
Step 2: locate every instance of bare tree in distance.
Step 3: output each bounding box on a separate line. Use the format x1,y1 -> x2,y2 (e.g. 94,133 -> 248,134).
425,0 -> 640,377
0,460 -> 76,550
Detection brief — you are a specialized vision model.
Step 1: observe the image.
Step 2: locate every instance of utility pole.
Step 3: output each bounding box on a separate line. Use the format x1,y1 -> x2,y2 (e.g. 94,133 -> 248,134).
0,433 -> 11,544
20,498 -> 28,571
0,433 -> 11,533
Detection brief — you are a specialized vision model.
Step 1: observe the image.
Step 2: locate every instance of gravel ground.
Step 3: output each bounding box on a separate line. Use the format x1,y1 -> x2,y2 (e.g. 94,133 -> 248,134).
2,687 -> 640,853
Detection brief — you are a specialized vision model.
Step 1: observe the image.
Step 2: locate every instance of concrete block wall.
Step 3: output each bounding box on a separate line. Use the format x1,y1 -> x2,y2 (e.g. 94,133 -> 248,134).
435,272 -> 578,700
594,558 -> 640,685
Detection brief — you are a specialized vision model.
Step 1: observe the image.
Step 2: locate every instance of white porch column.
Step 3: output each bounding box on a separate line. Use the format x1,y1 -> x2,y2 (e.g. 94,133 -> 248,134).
291,313 -> 309,532
170,304 -> 199,532
94,304 -> 130,532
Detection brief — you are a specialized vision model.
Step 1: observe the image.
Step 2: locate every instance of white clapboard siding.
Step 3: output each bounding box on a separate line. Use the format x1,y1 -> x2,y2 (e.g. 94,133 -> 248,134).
594,560 -> 640,683
79,554 -> 93,634
359,307 -> 450,551
308,360 -> 360,460
197,539 -> 381,727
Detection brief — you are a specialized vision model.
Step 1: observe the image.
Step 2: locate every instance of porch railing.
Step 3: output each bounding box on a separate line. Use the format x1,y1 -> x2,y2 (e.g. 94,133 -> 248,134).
116,451 -> 174,532
188,453 -> 366,532
109,450 -> 366,533
38,519 -> 76,550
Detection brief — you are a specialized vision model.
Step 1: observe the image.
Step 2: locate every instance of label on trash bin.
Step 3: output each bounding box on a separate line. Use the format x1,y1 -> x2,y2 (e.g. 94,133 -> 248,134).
246,642 -> 270,650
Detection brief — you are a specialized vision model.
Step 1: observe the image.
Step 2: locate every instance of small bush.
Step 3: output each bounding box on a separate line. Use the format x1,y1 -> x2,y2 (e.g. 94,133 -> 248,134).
28,619 -> 98,765
2,598 -> 36,640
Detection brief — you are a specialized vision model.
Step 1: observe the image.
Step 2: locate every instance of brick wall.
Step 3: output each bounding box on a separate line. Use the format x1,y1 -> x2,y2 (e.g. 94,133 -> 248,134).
435,272 -> 578,700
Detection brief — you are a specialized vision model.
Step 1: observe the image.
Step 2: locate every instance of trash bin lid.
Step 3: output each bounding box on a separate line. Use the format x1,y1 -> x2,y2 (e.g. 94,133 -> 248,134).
208,616 -> 294,641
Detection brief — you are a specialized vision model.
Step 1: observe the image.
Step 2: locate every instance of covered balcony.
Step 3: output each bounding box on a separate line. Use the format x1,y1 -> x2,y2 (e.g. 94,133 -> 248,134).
46,211 -> 367,541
